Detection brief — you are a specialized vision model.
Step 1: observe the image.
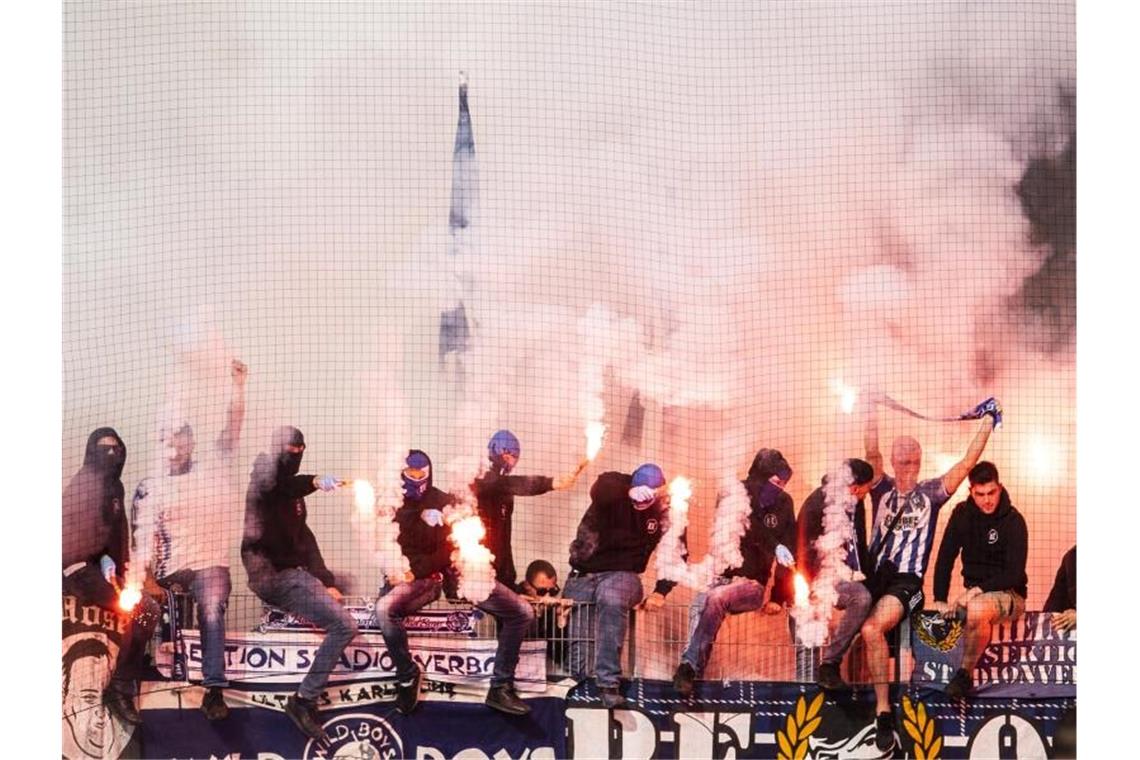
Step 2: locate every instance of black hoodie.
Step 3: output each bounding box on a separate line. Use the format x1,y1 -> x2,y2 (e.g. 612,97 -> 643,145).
796,479 -> 870,586
394,450 -> 458,580
568,471 -> 677,596
62,427 -> 129,571
1043,546 -> 1076,613
932,488 -> 1028,601
241,426 -> 336,587
724,449 -> 796,603
472,469 -> 554,587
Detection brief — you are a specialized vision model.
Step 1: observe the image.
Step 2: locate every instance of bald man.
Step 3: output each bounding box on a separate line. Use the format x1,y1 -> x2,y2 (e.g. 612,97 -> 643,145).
860,396 -> 1000,753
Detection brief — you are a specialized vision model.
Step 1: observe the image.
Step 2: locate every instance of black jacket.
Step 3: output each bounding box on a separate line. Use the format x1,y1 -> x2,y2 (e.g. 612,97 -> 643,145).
724,450 -> 797,603
241,428 -> 335,587
568,471 -> 677,596
472,470 -> 554,587
796,482 -> 870,585
932,488 -> 1028,601
62,427 -> 129,572
1043,546 -> 1076,612
394,450 -> 458,581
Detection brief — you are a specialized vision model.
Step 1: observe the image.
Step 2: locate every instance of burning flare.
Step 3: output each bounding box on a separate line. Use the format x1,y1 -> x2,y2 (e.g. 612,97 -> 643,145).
353,479 -> 376,517
585,421 -> 606,461
668,476 -> 693,511
831,379 -> 859,414
793,573 -> 810,608
118,584 -> 142,613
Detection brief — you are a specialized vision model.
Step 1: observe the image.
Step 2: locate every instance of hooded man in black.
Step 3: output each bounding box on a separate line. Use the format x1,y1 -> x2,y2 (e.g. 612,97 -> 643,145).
1044,545 -> 1076,632
931,461 -> 1028,698
62,427 -> 161,725
241,426 -> 356,740
795,458 -> 877,691
672,449 -> 796,697
376,449 -> 537,717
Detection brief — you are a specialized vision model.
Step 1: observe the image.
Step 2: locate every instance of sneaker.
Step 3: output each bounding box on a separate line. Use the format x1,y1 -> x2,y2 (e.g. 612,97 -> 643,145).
875,711 -> 896,752
201,686 -> 229,721
599,686 -> 626,709
104,685 -> 141,726
816,662 -> 847,691
396,670 -> 424,715
485,684 -> 531,716
945,668 -> 973,700
284,694 -> 326,740
672,662 -> 696,697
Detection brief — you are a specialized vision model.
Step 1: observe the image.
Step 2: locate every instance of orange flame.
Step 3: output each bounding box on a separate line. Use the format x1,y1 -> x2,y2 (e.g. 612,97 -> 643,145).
831,379 -> 858,414
450,515 -> 488,556
585,422 -> 606,461
668,476 -> 693,512
793,573 -> 810,607
118,584 -> 142,613
353,479 -> 376,517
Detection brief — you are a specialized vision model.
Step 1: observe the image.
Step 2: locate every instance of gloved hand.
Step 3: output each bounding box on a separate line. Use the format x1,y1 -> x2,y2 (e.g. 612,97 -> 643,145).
315,474 -> 341,492
628,485 -> 656,505
421,509 -> 445,527
964,397 -> 1003,429
774,544 -> 795,568
99,555 -> 117,584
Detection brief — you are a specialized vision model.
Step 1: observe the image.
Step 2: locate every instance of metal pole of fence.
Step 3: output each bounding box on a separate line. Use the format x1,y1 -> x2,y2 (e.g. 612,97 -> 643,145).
627,609 -> 638,677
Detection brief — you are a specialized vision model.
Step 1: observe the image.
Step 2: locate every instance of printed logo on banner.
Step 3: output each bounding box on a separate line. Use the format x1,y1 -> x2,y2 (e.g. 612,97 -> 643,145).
914,612 -> 964,653
965,712 -> 1049,759
62,596 -> 135,760
302,713 -> 403,760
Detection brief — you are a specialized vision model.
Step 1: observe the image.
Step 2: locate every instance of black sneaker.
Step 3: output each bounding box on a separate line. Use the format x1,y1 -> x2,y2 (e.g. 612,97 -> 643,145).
875,711 -> 896,752
672,662 -> 696,697
945,668 -> 973,700
104,685 -> 141,726
285,694 -> 326,740
396,671 -> 424,715
599,686 -> 626,709
485,684 -> 531,716
816,662 -> 847,691
201,686 -> 229,721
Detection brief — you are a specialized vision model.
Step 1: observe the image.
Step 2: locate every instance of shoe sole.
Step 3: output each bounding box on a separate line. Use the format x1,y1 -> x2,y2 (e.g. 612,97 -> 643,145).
485,699 -> 531,716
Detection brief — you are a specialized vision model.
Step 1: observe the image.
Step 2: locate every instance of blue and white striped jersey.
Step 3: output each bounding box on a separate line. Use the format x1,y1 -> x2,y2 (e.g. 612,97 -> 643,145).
869,475 -> 950,577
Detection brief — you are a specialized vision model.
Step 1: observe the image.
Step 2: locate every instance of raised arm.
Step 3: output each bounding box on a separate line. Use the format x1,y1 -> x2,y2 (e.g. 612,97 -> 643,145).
864,400 -> 884,485
940,417 -> 995,495
553,458 -> 590,491
217,359 -> 248,455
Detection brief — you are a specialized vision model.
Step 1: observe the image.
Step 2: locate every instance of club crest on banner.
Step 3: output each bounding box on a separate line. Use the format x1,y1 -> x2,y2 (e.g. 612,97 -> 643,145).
303,713 -> 403,760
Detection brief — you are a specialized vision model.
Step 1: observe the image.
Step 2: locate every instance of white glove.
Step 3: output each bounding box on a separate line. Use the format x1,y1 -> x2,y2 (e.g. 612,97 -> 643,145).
99,555 -> 117,583
421,509 -> 445,527
628,485 -> 656,504
774,544 -> 795,568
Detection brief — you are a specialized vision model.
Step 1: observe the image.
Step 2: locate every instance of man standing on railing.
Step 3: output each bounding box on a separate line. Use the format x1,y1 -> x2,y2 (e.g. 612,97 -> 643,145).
564,463 -> 677,708
930,461 -> 1028,699
860,396 -> 1000,752
377,449 -> 537,717
63,427 -> 161,726
473,429 -> 588,589
130,358 -> 247,721
241,426 -> 354,741
671,449 -> 796,696
796,458 -> 877,691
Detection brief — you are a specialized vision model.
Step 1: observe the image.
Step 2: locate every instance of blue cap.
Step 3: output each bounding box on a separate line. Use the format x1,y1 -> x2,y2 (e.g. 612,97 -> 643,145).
631,463 -> 665,490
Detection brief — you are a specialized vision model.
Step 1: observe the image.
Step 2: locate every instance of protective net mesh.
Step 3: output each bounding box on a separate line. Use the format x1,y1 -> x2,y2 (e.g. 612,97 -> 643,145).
63,1 -> 1074,688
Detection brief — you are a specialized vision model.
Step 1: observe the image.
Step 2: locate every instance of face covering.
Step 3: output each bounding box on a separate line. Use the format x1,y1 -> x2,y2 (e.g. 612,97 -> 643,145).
757,476 -> 785,509
94,444 -> 125,474
272,427 -> 306,477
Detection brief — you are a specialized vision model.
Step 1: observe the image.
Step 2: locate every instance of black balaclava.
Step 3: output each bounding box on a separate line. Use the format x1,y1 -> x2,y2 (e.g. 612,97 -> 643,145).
271,426 -> 306,478
84,426 -> 126,480
744,448 -> 793,511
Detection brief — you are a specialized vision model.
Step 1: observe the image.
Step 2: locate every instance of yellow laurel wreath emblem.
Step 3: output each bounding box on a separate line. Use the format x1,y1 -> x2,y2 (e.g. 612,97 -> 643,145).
902,695 -> 944,759
775,692 -> 824,760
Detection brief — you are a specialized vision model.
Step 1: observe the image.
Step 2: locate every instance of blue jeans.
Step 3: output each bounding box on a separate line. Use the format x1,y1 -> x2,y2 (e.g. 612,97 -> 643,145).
563,571 -> 644,689
375,579 -> 535,687
159,566 -> 232,687
822,580 -> 873,665
249,567 -> 359,700
681,578 -> 765,675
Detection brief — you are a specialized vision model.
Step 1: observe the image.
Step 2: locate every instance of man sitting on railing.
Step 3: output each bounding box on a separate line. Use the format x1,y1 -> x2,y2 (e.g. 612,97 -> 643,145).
671,449 -> 796,697
241,426 -> 354,741
564,463 -> 677,708
930,461 -> 1028,699
796,458 -> 877,691
376,449 -> 537,717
